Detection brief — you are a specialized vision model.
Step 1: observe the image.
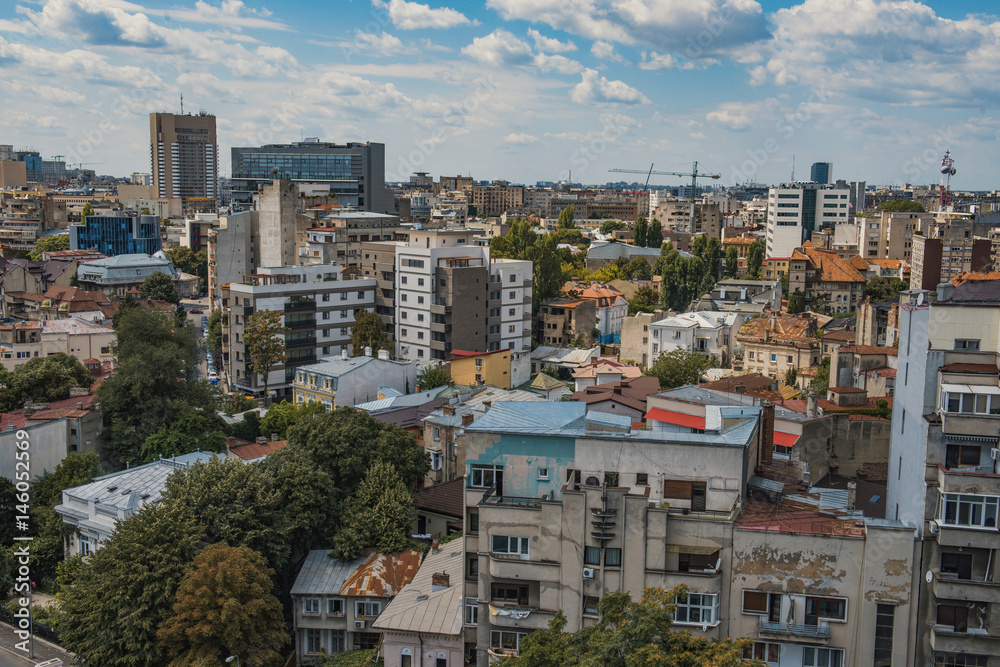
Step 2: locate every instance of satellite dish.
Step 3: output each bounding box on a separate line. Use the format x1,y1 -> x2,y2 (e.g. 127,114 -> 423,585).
916,293 -> 925,306
926,570 -> 933,583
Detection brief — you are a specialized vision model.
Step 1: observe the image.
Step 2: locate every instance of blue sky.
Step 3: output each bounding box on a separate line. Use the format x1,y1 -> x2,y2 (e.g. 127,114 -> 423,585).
0,0 -> 997,189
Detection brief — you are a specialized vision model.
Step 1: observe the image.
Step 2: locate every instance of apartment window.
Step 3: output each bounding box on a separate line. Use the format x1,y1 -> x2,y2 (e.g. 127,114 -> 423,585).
741,590 -> 779,616
934,652 -> 989,666
406,259 -> 424,268
417,278 -> 424,286
429,451 -> 443,471
605,548 -> 621,567
491,535 -> 529,559
469,511 -> 479,533
303,598 -> 320,615
401,276 -> 408,284
584,546 -> 600,565
940,493 -> 1000,528
537,467 -> 549,480
418,296 -> 425,304
583,596 -> 600,615
672,592 -> 720,625
470,464 -> 502,488
468,556 -> 479,579
490,631 -> 527,652
340,328 -> 348,336
440,278 -> 447,287
803,648 -> 844,667
770,353 -> 776,362
327,598 -> 344,616
943,391 -> 1000,415
340,310 -> 348,319
806,596 -> 847,623
743,642 -> 779,665
432,427 -> 441,440
417,332 -> 424,339
786,355 -> 793,363
355,601 -> 381,618
663,480 -> 706,510
491,583 -> 528,605
401,328 -> 408,337
508,308 -> 516,316
945,444 -> 981,469
636,473 -> 648,486
330,630 -> 345,653
465,598 -> 478,625
340,292 -> 348,300
940,552 -> 973,579
322,293 -> 330,302
401,293 -> 408,301
748,351 -> 754,359
873,604 -> 895,667
955,339 -> 980,350
306,628 -> 322,654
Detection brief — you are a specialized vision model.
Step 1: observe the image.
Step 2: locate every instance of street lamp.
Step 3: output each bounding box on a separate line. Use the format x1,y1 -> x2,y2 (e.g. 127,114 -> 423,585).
225,657 -> 241,667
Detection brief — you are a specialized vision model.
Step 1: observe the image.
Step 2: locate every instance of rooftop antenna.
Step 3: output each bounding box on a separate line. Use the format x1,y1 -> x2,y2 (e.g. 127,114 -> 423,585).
180,93 -> 184,115
791,155 -> 795,182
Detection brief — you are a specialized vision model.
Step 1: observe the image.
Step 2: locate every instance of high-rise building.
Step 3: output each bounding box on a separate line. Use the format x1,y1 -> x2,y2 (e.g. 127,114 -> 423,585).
149,112 -> 218,206
810,162 -> 832,185
765,183 -> 850,258
230,141 -> 394,213
70,213 -> 162,256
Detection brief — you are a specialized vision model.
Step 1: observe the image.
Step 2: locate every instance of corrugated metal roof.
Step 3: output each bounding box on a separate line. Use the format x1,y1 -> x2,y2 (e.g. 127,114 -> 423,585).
372,547 -> 464,636
339,549 -> 423,597
291,550 -> 367,596
530,346 -> 600,366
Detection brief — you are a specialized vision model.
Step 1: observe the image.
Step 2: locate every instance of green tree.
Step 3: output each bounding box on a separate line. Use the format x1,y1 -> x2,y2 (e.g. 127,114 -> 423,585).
503,586 -> 755,667
0,353 -> 95,412
746,238 -> 765,279
29,234 -> 70,261
644,348 -> 720,389
878,200 -> 925,212
600,220 -> 626,235
314,649 -> 378,667
206,308 -> 222,354
139,270 -> 180,304
166,247 -> 209,293
620,257 -> 652,281
658,252 -> 706,313
646,218 -> 663,248
417,363 -> 451,391
227,408 -> 261,442
158,543 -> 289,667
244,309 -> 288,400
633,216 -> 648,248
331,460 -> 415,560
779,270 -> 790,298
259,399 -> 326,441
350,308 -> 394,357
627,286 -> 660,316
557,205 -> 576,229
812,357 -> 831,396
140,408 -> 227,463
725,245 -> 739,278
97,306 -> 216,463
787,288 -> 807,314
864,275 -> 908,301
80,202 -> 94,224
785,366 -> 797,387
55,502 -> 204,667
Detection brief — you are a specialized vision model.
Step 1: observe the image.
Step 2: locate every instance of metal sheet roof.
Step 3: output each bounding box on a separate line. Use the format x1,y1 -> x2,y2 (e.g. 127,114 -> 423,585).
371,547 -> 464,636
291,550 -> 367,597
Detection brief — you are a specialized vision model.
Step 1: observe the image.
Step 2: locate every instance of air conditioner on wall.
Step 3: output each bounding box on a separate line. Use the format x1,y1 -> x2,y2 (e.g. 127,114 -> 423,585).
354,620 -> 366,629
582,568 -> 595,579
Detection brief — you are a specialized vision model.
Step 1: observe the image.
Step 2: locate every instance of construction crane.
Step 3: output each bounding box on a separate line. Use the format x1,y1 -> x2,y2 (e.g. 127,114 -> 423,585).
609,162 -> 721,233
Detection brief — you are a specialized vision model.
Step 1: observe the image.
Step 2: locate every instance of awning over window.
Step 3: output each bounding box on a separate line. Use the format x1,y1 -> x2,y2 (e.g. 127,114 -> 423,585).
773,431 -> 800,448
645,408 -> 705,429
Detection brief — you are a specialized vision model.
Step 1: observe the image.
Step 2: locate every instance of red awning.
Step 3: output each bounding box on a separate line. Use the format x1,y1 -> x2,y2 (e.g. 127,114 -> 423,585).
774,431 -> 800,447
645,408 -> 706,429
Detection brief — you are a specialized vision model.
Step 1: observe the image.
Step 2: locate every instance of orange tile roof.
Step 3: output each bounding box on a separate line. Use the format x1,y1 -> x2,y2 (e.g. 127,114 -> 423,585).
835,345 -> 897,356
951,272 -> 1000,285
867,259 -> 903,269
737,314 -> 819,346
848,256 -> 869,271
795,246 -> 867,283
227,439 -> 288,461
724,237 -> 756,245
339,549 -> 423,597
737,496 -> 866,536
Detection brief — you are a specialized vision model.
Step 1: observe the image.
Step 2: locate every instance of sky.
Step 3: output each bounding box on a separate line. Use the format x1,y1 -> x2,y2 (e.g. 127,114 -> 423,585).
0,0 -> 998,189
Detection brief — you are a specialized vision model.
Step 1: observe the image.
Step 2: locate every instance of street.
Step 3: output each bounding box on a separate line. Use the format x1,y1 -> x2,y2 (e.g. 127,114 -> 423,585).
0,624 -> 75,666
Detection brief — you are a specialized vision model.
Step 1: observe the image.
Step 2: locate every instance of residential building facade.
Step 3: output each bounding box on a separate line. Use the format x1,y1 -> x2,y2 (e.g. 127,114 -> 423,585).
648,311 -> 744,366
766,184 -> 850,259
736,314 -> 822,381
291,352 -> 418,409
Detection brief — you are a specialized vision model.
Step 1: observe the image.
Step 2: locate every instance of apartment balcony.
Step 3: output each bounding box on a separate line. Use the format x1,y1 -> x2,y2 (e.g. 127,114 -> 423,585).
933,572 -> 1000,605
429,322 -> 452,334
930,626 -> 1000,654
430,304 -> 451,316
285,319 -> 316,330
487,649 -> 518,664
758,617 -> 830,642
487,606 -> 555,631
487,555 -> 560,582
284,299 -> 316,312
645,568 -> 724,589
286,335 -> 317,349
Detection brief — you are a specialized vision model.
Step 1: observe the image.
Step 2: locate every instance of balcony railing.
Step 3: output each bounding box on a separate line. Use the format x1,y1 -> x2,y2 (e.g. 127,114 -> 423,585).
758,617 -> 830,638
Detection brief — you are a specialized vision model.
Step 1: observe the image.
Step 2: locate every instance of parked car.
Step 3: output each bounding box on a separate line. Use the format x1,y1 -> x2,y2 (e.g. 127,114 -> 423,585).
189,308 -> 203,314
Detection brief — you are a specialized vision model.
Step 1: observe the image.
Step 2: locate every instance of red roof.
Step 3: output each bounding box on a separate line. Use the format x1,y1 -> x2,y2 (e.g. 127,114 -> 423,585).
940,363 -> 999,374
227,439 -> 288,461
773,431 -> 800,447
0,393 -> 98,431
644,408 -> 705,429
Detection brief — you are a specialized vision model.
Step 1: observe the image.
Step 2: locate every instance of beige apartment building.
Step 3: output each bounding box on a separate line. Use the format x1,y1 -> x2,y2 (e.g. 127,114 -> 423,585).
736,313 -> 822,382
471,181 -> 524,216
0,317 -> 114,371
149,112 -> 218,207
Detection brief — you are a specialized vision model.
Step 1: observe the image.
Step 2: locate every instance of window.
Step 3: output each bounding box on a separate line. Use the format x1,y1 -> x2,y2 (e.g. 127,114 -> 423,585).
355,601 -> 381,618
328,598 -> 344,616
770,353 -> 776,362
508,308 -> 516,316
465,598 -> 478,625
468,556 -> 479,578
490,631 -> 527,652
401,276 -> 408,284
330,630 -> 345,653
945,444 -> 981,469
636,473 -> 648,486
583,596 -> 600,615
306,628 -> 323,653
955,339 -> 980,350
508,325 -> 516,333
432,427 -> 441,440
492,535 -> 529,559
354,633 -> 380,650
303,598 -> 320,615
402,654 -> 412,667
584,546 -> 600,565
491,583 -> 528,605
509,291 -> 516,299
874,604 -> 894,667
743,642 -> 779,665
940,552 -> 973,579
418,296 -> 425,304
406,259 -> 425,268
429,451 -> 443,471
605,548 -> 621,566
323,293 -> 330,302
803,648 -> 844,667
934,652 -> 989,666
417,278 -> 424,286
340,310 -> 347,319
672,592 -> 719,625
470,464 -> 502,488
79,534 -> 92,556
341,292 -> 348,300
940,493 -> 1000,528
806,596 -> 846,623
537,467 -> 549,480
742,590 -> 770,615
340,327 -> 348,336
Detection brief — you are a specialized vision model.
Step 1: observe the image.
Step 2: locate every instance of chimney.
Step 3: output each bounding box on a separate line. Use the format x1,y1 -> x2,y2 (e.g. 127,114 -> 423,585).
364,346 -> 372,357
6,421 -> 13,431
483,401 -> 492,408
443,405 -> 456,416
256,436 -> 267,445
76,402 -> 84,410
760,402 -> 774,464
342,348 -> 348,360
271,433 -> 278,442
462,413 -> 474,426
377,349 -> 389,361
806,389 -> 818,419
23,402 -> 34,417
431,572 -> 450,589
847,481 -> 857,512
936,282 -> 955,302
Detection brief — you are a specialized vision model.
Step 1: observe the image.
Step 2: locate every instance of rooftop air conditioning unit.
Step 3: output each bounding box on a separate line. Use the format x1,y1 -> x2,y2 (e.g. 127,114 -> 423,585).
354,620 -> 366,629
582,568 -> 595,579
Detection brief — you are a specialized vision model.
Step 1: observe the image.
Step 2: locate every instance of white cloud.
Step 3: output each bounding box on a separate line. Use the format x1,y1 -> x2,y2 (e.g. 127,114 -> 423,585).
379,0 -> 473,30
504,132 -> 538,144
591,40 -> 626,64
705,102 -> 757,130
533,52 -> 583,75
570,68 -> 649,105
639,51 -> 675,70
487,0 -> 769,57
527,28 -> 575,53
461,29 -> 533,66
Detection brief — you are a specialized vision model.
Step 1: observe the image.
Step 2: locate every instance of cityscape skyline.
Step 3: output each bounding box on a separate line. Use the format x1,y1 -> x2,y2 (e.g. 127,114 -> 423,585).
0,0 -> 998,188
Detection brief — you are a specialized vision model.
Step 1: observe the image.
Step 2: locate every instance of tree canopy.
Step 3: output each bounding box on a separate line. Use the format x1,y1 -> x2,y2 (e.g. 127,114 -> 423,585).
350,308 -> 393,357
557,205 -> 576,229
140,408 -> 227,463
243,309 -> 288,398
646,219 -> 663,249
745,239 -> 765,279
501,586 -> 756,667
627,286 -> 660,316
864,275 -> 908,301
157,542 -> 289,667
877,200 -> 925,212
331,460 -> 415,560
600,220 -> 625,235
140,270 -> 180,305
417,363 -> 451,391
259,399 -> 326,440
29,234 -> 70,261
0,353 -> 94,412
786,288 -> 807,314
633,217 -> 648,248
644,348 -> 720,390
725,246 -> 739,278
165,246 -> 208,293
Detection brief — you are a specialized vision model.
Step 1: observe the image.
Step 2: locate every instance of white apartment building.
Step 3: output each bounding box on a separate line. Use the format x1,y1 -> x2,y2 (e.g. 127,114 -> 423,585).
648,311 -> 744,366
766,183 -> 850,258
